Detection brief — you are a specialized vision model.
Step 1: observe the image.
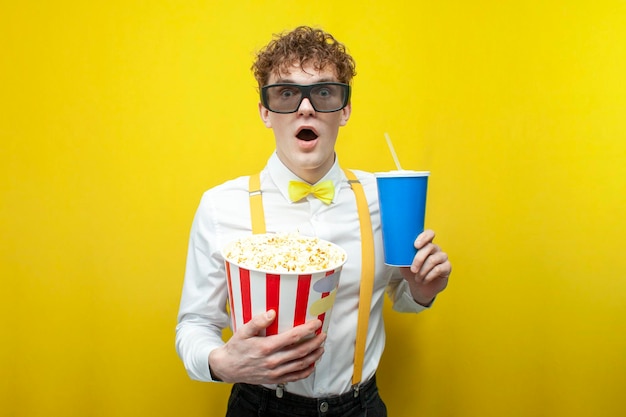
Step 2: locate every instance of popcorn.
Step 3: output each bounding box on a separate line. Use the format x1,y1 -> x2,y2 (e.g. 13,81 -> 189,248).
223,233 -> 346,273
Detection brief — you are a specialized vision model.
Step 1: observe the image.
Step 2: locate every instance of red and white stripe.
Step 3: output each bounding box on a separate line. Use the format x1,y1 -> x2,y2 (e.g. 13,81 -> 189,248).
225,261 -> 341,336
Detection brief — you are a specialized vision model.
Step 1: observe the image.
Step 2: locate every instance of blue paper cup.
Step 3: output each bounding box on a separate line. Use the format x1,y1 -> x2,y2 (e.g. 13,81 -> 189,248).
375,170 -> 430,267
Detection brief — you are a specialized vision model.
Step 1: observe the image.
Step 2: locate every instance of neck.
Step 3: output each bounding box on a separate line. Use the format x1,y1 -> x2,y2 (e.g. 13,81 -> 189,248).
277,153 -> 336,184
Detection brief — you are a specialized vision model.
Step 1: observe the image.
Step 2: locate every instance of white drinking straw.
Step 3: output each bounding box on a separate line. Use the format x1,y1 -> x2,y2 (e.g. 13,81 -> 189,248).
384,132 -> 403,170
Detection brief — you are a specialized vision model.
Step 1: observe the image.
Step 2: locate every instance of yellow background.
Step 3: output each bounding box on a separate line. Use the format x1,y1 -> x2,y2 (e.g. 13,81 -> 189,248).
2,1 -> 625,416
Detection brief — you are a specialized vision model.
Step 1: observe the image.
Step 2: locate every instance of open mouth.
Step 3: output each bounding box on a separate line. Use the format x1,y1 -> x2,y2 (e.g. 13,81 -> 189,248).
296,128 -> 319,141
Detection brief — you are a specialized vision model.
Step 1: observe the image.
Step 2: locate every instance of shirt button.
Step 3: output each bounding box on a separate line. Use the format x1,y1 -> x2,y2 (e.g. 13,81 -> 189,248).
319,401 -> 329,413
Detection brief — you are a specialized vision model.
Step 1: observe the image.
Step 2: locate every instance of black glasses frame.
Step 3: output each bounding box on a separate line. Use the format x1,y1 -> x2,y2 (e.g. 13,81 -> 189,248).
260,82 -> 351,114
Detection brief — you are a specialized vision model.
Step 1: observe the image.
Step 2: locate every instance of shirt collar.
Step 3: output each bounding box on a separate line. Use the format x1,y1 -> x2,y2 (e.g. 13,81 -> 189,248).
267,152 -> 343,204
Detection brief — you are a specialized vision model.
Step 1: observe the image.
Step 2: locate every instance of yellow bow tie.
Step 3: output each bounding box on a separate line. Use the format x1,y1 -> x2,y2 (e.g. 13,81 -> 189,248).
288,180 -> 335,205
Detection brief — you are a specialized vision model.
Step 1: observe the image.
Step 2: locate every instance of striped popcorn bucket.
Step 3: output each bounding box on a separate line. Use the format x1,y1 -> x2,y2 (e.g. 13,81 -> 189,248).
222,238 -> 347,336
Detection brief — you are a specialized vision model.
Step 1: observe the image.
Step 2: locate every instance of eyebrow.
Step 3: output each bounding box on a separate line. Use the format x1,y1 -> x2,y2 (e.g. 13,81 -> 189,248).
273,77 -> 337,84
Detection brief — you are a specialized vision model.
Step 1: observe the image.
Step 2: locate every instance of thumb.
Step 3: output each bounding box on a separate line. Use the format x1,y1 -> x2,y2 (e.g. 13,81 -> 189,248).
238,310 -> 276,339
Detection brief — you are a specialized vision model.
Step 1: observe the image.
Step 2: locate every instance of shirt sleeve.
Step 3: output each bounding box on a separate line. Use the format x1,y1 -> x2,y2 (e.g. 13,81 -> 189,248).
385,267 -> 431,313
175,193 -> 231,382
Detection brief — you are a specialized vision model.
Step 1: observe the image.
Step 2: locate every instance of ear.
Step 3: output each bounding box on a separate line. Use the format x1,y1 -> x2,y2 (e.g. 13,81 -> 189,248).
339,103 -> 352,126
258,102 -> 272,128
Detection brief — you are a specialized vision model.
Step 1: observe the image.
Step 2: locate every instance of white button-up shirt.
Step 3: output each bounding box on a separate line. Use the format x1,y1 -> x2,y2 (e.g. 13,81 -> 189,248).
175,153 -> 428,397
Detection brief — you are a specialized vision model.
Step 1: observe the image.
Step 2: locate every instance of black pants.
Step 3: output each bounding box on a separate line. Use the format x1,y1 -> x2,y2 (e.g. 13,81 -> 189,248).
225,375 -> 387,417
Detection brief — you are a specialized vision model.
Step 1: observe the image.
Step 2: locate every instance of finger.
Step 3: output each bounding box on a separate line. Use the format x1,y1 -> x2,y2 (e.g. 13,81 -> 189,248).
266,342 -> 326,383
417,251 -> 449,280
424,256 -> 452,280
276,348 -> 325,383
237,310 -> 277,339
410,243 -> 439,274
269,319 -> 323,350
269,332 -> 326,367
260,332 -> 326,381
415,229 -> 435,249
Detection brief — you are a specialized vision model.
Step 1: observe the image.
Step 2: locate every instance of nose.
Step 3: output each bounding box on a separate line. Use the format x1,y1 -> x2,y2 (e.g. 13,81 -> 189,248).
297,97 -> 316,115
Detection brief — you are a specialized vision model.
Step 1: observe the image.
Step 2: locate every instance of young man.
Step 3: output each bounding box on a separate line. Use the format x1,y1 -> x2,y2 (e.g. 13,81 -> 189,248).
176,26 -> 451,417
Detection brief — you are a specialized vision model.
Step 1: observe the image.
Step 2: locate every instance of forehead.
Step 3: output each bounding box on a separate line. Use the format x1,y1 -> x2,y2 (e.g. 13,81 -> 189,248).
269,63 -> 339,85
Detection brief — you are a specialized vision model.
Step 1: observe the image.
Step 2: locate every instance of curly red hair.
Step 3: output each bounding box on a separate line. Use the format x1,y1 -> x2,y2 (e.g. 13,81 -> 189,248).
252,26 -> 356,88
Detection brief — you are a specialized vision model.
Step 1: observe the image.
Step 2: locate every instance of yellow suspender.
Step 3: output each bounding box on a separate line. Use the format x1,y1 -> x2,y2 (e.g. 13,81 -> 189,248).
248,170 -> 375,387
342,168 -> 375,387
249,172 -> 266,234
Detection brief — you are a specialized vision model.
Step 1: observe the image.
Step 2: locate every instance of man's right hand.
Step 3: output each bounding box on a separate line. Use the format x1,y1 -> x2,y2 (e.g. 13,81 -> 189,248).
208,310 -> 326,384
